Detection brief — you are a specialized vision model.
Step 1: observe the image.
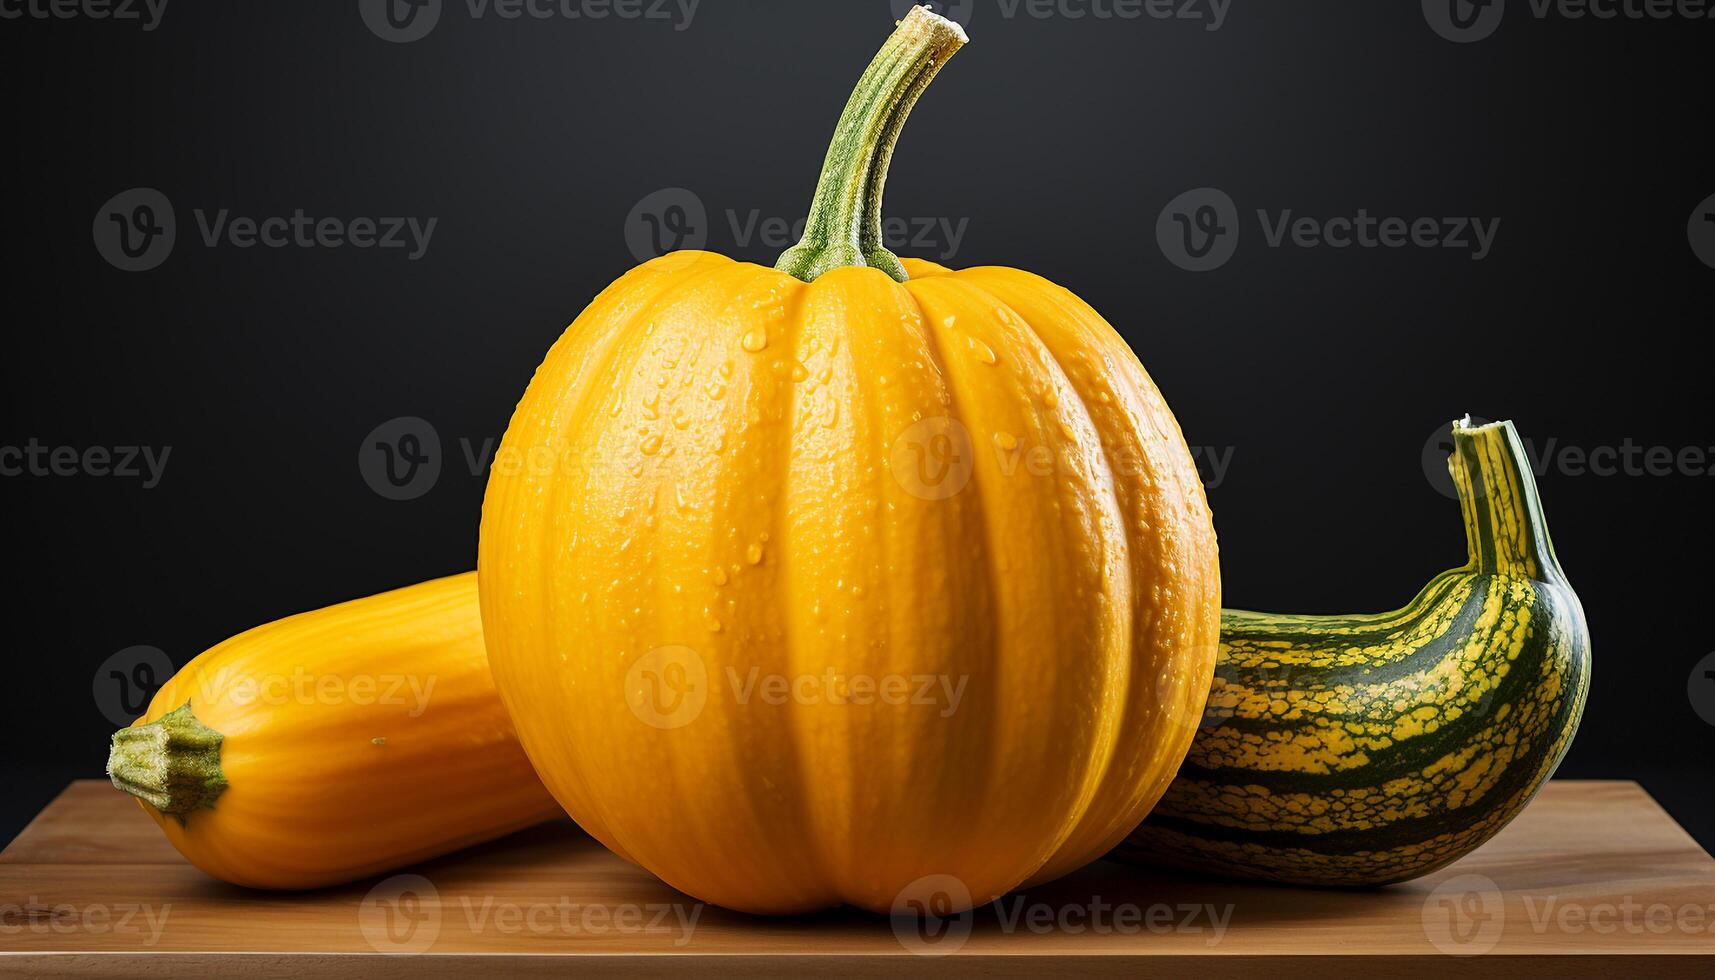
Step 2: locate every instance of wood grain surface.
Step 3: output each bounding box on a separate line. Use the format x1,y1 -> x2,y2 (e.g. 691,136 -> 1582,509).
2,780 -> 1712,977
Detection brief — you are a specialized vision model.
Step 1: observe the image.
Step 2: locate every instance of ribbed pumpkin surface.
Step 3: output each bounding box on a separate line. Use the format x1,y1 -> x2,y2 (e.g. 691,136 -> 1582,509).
479,253 -> 1221,913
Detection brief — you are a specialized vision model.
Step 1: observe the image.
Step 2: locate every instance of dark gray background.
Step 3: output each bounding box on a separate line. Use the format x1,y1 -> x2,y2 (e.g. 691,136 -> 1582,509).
2,1 -> 1710,856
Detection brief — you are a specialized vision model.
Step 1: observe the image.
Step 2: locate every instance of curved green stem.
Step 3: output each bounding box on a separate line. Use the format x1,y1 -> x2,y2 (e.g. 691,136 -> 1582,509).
108,702 -> 227,823
1448,417 -> 1566,582
775,6 -> 968,283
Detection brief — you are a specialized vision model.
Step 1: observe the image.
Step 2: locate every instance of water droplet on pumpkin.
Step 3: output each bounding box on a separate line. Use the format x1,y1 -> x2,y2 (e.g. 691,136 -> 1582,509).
641,395 -> 660,420
967,337 -> 997,365
746,542 -> 765,565
640,434 -> 663,456
994,432 -> 1018,452
712,567 -> 729,586
671,410 -> 690,430
706,382 -> 726,400
742,330 -> 768,353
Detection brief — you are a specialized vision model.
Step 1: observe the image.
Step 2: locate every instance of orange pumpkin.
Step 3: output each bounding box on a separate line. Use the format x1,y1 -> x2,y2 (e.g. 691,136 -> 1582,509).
478,7 -> 1220,914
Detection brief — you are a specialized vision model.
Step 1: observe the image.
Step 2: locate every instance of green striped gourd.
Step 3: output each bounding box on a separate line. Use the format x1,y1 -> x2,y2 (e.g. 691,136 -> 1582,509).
1120,418 -> 1591,885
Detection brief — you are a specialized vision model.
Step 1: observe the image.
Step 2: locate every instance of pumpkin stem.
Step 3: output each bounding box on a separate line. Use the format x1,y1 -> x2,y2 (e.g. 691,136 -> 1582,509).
774,6 -> 968,284
1447,418 -> 1567,582
108,702 -> 227,824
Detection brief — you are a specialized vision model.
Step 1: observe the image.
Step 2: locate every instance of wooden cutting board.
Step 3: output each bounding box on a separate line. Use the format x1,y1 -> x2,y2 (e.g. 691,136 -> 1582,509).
2,779 -> 1711,977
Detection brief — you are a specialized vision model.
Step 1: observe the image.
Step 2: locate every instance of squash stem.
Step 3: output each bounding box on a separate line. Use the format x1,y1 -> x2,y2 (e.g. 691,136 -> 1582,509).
108,702 -> 227,823
1448,418 -> 1567,583
774,6 -> 967,283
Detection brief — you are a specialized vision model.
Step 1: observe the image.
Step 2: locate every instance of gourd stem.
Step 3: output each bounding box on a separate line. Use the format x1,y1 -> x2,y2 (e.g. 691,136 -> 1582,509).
1448,418 -> 1566,582
108,702 -> 227,823
774,6 -> 968,284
